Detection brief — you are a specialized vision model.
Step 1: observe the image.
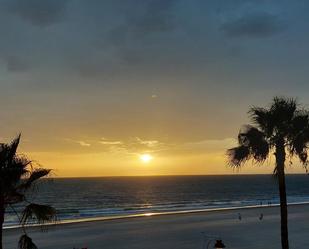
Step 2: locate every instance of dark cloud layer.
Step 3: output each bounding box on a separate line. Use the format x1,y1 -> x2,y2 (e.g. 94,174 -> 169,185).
7,0 -> 68,27
106,0 -> 177,45
220,12 -> 285,38
128,0 -> 177,37
0,0 -> 306,89
74,0 -> 179,78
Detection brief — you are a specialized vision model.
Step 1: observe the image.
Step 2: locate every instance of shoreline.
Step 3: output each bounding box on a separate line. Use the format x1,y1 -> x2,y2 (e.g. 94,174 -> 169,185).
4,202 -> 309,249
4,201 -> 309,230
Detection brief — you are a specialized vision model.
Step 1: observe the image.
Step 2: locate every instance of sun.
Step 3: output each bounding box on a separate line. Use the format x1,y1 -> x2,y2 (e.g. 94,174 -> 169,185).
140,154 -> 153,163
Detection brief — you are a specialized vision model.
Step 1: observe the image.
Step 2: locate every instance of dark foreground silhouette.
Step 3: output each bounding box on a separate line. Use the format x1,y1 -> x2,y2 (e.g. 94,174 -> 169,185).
0,135 -> 56,249
227,97 -> 309,249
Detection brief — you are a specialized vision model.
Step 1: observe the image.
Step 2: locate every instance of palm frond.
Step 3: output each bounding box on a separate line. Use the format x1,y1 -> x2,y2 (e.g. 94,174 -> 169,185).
227,145 -> 250,167
8,134 -> 21,163
4,190 -> 24,205
270,97 -> 298,133
18,168 -> 51,190
249,107 -> 273,136
18,234 -> 38,249
229,97 -> 309,175
289,131 -> 309,164
21,203 -> 56,225
0,136 -> 30,193
238,126 -> 270,162
0,135 -> 56,249
2,156 -> 31,183
0,135 -> 22,167
287,112 -> 309,164
290,111 -> 309,132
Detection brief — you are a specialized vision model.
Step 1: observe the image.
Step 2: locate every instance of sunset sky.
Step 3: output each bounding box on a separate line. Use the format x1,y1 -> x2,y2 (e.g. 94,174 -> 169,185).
1,0 -> 309,176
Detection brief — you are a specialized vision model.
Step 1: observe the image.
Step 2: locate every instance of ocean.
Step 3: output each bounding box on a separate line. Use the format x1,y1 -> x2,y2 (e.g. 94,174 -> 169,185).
4,174 -> 309,227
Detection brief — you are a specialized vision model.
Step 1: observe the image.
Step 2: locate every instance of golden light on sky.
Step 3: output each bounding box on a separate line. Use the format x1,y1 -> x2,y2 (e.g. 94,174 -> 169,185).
140,154 -> 153,163
20,136 -> 307,177
3,1 -> 309,177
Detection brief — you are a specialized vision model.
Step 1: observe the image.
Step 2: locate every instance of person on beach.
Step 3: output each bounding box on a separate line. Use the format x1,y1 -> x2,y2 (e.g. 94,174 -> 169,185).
259,213 -> 264,220
238,213 -> 242,221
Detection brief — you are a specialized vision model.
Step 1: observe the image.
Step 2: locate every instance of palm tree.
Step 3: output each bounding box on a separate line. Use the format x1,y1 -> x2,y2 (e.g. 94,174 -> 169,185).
227,97 -> 309,249
0,135 -> 56,249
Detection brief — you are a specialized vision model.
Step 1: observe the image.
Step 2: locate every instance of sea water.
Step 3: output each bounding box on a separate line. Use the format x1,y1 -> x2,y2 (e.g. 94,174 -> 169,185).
4,174 -> 309,227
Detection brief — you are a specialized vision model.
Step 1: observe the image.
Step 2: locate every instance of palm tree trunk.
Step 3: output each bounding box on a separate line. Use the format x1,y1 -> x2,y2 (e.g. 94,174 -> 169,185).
276,140 -> 289,249
0,195 -> 4,249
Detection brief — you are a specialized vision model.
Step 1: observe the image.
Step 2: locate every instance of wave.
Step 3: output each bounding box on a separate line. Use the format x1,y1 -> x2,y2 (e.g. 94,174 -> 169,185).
4,200 -> 309,230
4,195 -> 309,228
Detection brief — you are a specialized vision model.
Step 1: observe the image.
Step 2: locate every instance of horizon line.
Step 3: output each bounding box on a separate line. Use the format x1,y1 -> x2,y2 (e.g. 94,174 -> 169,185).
50,173 -> 309,179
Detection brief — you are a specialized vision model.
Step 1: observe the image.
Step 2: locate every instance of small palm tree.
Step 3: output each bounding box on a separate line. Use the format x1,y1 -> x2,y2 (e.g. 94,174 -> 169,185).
227,97 -> 309,249
0,135 -> 56,249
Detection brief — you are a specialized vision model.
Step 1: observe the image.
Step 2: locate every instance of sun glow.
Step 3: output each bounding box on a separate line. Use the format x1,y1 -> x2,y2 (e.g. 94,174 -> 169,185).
140,154 -> 153,163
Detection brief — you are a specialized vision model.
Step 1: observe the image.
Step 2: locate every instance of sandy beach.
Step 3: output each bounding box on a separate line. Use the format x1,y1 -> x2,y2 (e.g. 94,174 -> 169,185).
3,203 -> 309,249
